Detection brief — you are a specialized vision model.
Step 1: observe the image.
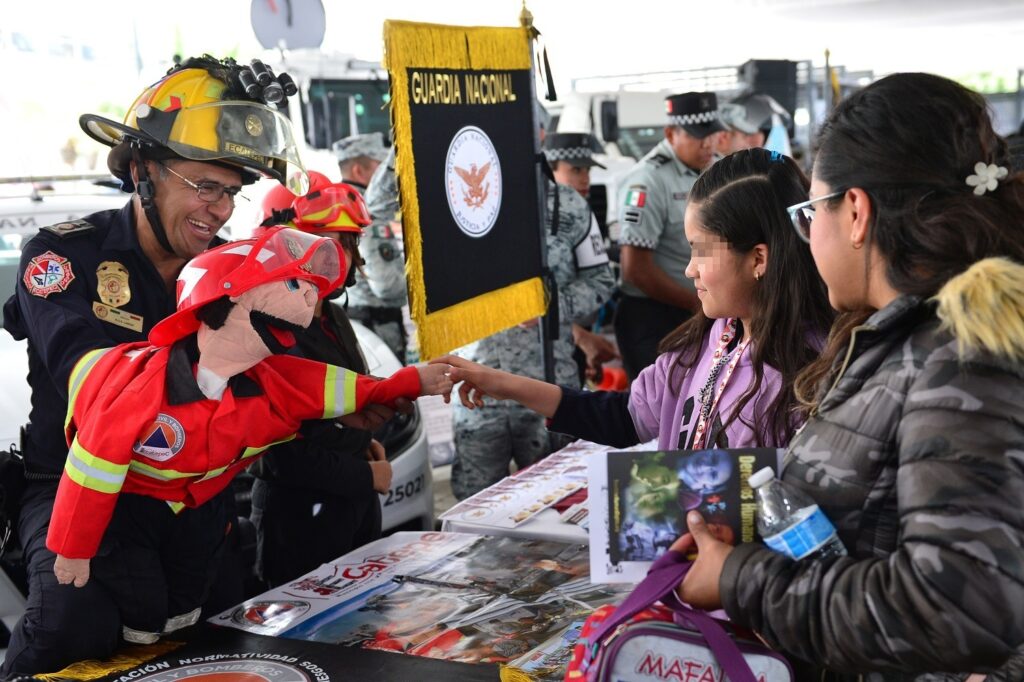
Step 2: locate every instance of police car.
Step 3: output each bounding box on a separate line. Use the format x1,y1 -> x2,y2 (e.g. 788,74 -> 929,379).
0,176 -> 435,536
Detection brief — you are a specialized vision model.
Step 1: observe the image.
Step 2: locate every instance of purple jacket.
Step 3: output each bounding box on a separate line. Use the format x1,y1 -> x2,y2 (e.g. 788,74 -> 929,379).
628,318 -> 787,450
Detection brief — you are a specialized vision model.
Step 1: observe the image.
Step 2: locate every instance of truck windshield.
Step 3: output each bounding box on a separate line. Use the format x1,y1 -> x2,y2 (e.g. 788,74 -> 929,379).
617,127 -> 664,160
296,78 -> 392,150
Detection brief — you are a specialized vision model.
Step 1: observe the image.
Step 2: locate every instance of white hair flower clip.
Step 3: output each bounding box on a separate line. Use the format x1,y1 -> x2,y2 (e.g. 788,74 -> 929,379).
965,162 -> 1008,196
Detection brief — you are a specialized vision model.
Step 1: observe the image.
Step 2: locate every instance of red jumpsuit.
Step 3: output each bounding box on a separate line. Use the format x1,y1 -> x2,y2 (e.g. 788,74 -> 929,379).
46,339 -> 420,637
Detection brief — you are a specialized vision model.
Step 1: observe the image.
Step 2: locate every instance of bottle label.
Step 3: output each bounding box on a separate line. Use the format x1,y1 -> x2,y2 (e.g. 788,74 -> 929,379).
762,505 -> 838,560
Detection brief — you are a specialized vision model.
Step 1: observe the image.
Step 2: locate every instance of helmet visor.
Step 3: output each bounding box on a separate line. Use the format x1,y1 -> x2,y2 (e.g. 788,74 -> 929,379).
293,184 -> 371,232
164,101 -> 309,194
229,228 -> 344,297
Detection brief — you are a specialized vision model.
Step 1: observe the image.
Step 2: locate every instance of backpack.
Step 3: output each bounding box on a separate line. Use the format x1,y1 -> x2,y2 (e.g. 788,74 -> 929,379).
565,550 -> 793,682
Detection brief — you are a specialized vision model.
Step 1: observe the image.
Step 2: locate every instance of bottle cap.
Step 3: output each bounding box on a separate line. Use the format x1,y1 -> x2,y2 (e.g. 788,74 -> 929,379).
748,467 -> 776,489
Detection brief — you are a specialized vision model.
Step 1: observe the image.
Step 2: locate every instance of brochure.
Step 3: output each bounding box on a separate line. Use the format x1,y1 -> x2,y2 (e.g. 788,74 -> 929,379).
589,448 -> 783,583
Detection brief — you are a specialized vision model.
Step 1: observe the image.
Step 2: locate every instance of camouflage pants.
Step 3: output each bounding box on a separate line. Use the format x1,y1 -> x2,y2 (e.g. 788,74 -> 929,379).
451,401 -> 573,500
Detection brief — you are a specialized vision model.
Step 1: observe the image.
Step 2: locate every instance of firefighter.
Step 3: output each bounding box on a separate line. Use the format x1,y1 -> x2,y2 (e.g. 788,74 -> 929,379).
0,55 -> 307,675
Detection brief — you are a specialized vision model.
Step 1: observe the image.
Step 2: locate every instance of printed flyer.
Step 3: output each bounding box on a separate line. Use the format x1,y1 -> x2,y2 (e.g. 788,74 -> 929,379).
589,448 -> 783,583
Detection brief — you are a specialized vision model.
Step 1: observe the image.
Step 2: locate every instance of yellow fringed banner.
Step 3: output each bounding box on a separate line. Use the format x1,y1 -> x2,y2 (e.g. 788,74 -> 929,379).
383,20 -> 546,360
34,639 -> 184,681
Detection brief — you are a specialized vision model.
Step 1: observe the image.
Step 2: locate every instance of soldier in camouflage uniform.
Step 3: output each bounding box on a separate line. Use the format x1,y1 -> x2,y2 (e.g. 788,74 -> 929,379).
332,131 -> 388,192
347,146 -> 409,361
450,134 -> 614,499
677,73 -> 1024,681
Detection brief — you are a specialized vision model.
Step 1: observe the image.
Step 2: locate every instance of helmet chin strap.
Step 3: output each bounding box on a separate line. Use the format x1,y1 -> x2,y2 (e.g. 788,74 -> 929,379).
131,143 -> 182,258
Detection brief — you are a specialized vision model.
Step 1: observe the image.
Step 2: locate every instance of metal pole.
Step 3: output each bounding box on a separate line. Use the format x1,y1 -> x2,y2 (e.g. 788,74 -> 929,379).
522,17 -> 556,385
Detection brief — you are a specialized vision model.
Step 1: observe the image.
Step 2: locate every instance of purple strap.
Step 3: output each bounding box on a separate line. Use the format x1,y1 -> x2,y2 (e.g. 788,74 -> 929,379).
586,550 -> 758,682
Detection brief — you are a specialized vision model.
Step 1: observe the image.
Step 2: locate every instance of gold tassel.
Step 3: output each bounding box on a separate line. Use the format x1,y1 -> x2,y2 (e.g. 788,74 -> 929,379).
383,21 -> 545,360
34,640 -> 184,681
500,664 -> 537,682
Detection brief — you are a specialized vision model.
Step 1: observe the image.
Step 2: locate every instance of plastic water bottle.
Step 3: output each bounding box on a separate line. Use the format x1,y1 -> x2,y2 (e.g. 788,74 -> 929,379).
748,467 -> 847,561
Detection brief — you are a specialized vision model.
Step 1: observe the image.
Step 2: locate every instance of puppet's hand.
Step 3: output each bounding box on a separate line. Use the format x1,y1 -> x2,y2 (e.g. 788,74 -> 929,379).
416,363 -> 453,397
54,554 -> 91,588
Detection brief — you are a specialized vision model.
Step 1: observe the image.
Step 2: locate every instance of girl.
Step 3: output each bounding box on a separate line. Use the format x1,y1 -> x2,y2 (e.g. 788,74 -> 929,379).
436,147 -> 834,451
677,73 -> 1024,680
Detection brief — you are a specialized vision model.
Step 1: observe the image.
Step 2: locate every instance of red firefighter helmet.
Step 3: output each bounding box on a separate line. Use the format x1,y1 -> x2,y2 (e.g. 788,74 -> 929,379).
259,170 -> 371,234
149,227 -> 345,346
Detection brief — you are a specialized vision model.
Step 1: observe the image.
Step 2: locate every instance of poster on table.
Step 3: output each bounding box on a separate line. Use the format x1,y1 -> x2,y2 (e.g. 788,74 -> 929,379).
212,532 -> 629,678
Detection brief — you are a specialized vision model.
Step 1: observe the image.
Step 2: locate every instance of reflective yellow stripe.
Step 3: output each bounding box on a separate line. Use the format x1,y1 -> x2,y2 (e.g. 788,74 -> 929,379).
167,501 -> 186,514
323,365 -> 358,418
64,439 -> 128,495
323,365 -> 338,418
129,460 -> 198,481
65,348 -> 114,431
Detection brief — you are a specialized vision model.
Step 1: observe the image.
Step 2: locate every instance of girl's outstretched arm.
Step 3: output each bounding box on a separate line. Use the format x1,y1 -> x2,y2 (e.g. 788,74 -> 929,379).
430,354 -> 563,418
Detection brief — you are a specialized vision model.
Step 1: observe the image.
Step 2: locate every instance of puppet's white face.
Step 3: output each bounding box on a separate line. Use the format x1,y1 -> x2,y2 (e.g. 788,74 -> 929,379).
197,278 -> 320,379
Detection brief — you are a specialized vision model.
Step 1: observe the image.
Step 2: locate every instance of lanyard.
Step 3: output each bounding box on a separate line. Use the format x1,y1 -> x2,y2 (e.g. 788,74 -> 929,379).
691,319 -> 751,449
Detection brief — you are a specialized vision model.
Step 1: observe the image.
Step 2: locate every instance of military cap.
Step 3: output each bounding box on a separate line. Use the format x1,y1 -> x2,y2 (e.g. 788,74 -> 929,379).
543,132 -> 606,169
665,92 -> 726,139
331,132 -> 388,164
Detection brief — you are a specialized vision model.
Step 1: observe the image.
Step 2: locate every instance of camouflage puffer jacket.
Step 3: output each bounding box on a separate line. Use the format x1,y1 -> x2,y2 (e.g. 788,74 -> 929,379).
720,257 -> 1024,682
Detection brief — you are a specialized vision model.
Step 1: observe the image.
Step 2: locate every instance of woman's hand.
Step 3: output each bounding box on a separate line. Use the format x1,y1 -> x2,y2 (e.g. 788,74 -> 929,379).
674,511 -> 733,611
54,554 -> 91,588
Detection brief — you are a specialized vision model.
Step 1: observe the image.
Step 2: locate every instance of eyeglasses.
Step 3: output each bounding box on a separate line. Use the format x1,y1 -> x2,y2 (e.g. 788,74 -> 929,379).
160,163 -> 248,205
787,190 -> 845,243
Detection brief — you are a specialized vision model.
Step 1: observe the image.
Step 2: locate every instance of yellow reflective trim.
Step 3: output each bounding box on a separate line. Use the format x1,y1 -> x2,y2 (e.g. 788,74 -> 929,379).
65,440 -> 127,495
167,501 -> 186,514
240,434 -> 298,460
323,364 -> 338,418
129,460 -> 197,481
344,370 -> 357,415
65,348 -> 113,431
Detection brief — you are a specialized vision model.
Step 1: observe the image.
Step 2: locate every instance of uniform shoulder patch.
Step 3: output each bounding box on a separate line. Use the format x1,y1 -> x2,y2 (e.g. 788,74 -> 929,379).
23,250 -> 76,298
41,219 -> 96,239
648,153 -> 672,167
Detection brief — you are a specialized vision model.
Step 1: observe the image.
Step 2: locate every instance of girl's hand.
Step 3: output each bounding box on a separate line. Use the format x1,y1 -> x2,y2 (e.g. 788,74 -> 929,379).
431,354 -> 506,408
674,511 -> 733,611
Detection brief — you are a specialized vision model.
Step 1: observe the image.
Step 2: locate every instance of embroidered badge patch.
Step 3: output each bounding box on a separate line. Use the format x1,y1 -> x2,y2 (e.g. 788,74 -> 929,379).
133,413 -> 186,461
625,189 -> 646,208
23,251 -> 75,298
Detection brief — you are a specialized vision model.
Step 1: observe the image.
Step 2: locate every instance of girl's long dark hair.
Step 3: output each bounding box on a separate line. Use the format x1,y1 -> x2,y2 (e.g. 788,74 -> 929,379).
794,73 -> 1024,407
659,148 -> 834,445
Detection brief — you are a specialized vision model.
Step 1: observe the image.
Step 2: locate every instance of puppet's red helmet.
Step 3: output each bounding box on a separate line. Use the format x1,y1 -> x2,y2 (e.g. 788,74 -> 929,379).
259,170 -> 370,234
149,227 -> 345,346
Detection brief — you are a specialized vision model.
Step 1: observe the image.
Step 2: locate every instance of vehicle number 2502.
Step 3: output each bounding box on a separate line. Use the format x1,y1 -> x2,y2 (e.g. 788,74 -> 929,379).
383,474 -> 424,507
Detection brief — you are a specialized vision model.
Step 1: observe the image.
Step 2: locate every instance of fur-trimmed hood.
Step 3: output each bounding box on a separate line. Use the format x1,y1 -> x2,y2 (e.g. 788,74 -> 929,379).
934,257 -> 1024,363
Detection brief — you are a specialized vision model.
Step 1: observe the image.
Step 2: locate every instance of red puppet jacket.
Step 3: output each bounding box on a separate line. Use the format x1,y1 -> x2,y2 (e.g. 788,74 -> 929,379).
47,339 -> 420,559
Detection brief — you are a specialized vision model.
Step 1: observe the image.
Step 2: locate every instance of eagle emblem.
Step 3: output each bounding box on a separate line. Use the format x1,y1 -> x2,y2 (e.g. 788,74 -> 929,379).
454,163 -> 491,208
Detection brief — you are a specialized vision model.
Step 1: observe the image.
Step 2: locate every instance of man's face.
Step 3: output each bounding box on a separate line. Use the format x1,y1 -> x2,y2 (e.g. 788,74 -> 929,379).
665,126 -> 715,171
715,129 -> 767,156
552,161 -> 591,197
149,159 -> 242,259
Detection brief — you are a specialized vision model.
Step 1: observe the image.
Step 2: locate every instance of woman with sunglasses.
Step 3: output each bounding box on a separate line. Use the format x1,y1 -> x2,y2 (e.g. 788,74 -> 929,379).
676,73 -> 1024,680
434,147 -> 834,453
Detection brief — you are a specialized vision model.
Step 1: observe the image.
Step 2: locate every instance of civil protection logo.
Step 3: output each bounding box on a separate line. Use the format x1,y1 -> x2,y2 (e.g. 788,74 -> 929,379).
132,413 -> 186,461
445,125 -> 502,238
127,659 -> 311,682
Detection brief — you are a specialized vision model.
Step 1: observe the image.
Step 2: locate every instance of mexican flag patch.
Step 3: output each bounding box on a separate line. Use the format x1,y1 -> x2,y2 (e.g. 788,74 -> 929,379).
625,189 -> 646,208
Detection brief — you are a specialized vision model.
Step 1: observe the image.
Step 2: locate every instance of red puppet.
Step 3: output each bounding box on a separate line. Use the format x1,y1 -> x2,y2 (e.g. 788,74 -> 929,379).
47,227 -> 451,644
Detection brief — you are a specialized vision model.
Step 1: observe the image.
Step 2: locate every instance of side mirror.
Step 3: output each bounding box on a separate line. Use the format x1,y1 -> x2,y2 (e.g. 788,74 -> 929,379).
599,100 -> 619,144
